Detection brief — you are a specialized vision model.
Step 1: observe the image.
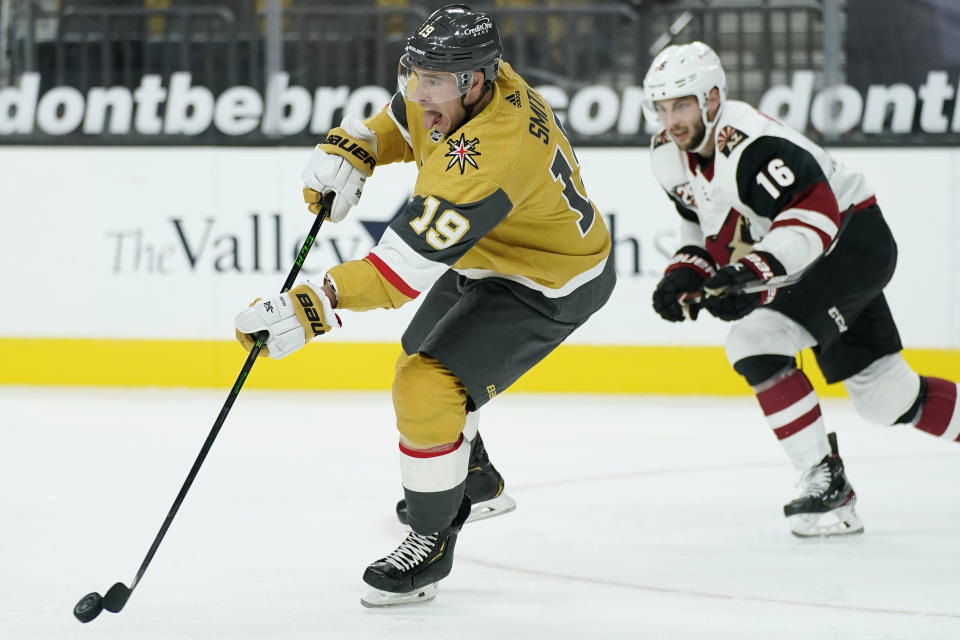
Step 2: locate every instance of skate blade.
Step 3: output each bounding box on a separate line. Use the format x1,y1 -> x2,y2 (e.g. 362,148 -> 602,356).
466,493 -> 517,523
787,504 -> 864,538
360,583 -> 439,608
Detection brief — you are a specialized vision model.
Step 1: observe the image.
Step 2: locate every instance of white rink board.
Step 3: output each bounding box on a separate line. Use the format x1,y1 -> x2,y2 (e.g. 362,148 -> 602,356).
0,146 -> 957,347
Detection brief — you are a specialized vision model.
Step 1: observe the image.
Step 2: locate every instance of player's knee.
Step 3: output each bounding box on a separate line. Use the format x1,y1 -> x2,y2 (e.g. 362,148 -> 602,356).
393,351 -> 468,447
733,355 -> 795,386
843,353 -> 921,425
725,309 -> 812,367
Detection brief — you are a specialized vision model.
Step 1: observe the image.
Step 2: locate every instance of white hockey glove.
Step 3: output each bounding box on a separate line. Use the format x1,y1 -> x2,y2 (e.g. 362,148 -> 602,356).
234,282 -> 340,359
302,115 -> 378,222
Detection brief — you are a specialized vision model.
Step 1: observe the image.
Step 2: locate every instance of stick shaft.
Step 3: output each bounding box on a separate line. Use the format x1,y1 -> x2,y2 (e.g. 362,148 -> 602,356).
127,209 -> 328,591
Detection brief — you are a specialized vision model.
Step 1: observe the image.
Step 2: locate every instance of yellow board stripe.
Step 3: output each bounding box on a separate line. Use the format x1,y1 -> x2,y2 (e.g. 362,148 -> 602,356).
2,338 -> 958,396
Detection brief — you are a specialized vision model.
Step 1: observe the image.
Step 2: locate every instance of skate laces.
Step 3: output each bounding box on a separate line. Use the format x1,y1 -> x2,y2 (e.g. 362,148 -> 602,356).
384,531 -> 437,572
797,460 -> 832,498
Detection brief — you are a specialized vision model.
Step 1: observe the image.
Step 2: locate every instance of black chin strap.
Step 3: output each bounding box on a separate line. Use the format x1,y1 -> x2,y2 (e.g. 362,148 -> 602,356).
457,80 -> 494,128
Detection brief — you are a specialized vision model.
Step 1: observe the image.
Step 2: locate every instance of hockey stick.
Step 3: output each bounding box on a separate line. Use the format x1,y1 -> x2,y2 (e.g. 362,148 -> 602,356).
73,194 -> 334,624
679,205 -> 855,317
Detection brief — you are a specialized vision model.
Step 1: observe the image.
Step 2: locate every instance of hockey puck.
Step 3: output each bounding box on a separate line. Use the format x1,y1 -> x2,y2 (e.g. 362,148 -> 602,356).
73,592 -> 104,623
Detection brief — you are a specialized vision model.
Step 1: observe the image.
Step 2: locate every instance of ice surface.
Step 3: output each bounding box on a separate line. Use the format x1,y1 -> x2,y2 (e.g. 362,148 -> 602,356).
2,386 -> 958,639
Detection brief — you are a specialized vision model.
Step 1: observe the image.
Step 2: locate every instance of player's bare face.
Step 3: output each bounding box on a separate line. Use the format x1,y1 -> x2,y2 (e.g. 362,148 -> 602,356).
655,96 -> 705,151
419,94 -> 467,135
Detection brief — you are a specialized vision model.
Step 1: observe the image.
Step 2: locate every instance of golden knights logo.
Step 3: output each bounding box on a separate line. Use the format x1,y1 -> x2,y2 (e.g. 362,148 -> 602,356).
717,126 -> 748,157
445,133 -> 481,174
652,130 -> 671,149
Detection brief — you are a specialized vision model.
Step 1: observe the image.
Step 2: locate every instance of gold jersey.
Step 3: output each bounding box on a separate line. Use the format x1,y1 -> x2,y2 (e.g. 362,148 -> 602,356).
326,61 -> 612,313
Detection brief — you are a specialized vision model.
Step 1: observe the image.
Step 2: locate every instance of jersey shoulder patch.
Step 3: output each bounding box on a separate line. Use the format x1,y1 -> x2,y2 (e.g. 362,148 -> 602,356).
651,130 -> 671,150
712,101 -> 768,153
716,125 -> 749,157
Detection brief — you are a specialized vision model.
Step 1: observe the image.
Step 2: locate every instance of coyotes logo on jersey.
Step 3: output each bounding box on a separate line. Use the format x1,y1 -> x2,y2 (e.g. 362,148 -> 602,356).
706,209 -> 756,266
652,130 -> 671,149
717,125 -> 748,157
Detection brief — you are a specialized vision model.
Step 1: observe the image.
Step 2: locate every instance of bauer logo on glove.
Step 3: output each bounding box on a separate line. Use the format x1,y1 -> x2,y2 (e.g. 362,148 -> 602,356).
302,115 -> 379,223
234,282 -> 341,359
293,290 -> 331,337
319,133 -> 376,172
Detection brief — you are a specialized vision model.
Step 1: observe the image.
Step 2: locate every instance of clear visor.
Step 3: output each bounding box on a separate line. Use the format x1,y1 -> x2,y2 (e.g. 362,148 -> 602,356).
640,93 -> 660,127
398,53 -> 471,103
641,81 -> 678,127
642,87 -> 705,128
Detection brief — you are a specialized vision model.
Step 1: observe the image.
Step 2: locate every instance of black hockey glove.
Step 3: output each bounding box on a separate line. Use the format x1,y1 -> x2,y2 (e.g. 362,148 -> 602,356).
652,245 -> 717,322
702,251 -> 786,321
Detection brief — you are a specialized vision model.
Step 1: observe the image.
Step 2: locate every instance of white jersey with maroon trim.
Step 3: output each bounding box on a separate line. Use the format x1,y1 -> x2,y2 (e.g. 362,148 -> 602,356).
650,100 -> 875,274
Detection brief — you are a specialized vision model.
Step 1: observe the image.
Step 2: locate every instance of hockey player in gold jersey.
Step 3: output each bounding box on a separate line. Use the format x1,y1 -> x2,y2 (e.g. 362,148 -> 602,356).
234,5 -> 615,606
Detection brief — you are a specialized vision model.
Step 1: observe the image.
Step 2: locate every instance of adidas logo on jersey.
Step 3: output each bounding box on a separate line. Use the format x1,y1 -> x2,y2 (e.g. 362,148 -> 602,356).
505,90 -> 521,108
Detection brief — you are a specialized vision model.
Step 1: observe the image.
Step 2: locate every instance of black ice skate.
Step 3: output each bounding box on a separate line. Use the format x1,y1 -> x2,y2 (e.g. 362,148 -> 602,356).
361,496 -> 472,607
783,432 -> 864,537
395,432 -> 516,526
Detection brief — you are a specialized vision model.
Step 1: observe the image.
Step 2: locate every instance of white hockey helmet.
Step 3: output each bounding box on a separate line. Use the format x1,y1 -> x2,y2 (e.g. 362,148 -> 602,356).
643,42 -> 727,143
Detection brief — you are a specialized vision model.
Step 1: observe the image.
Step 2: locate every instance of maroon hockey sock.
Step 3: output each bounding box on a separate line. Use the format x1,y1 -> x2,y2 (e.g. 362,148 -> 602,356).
755,368 -> 830,469
914,377 -> 960,441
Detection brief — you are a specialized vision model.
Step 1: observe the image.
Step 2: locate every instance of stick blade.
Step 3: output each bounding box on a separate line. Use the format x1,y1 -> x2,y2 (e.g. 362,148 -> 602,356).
102,582 -> 132,613
73,592 -> 104,623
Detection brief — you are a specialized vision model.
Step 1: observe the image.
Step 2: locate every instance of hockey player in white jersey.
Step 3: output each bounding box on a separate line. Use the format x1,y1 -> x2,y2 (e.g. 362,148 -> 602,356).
644,42 -> 960,537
